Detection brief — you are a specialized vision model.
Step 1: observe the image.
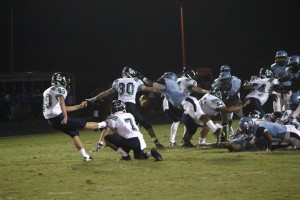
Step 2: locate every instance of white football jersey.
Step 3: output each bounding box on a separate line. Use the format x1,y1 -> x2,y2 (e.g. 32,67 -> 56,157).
199,93 -> 226,117
177,77 -> 197,95
112,77 -> 145,104
43,85 -> 68,119
107,111 -> 146,149
245,77 -> 278,105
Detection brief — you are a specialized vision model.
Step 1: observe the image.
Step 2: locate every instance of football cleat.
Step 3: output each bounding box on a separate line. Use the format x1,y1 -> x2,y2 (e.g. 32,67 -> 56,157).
155,141 -> 165,149
83,156 -> 93,162
169,142 -> 176,147
181,141 -> 194,147
151,148 -> 162,161
90,143 -> 103,152
120,155 -> 131,161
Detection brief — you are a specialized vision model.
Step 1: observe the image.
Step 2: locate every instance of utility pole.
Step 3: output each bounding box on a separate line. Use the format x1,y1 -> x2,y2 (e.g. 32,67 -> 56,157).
179,0 -> 186,68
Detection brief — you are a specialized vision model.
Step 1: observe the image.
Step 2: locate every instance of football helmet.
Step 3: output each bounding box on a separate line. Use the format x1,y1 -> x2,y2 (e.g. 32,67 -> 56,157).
220,65 -> 231,73
183,67 -> 198,80
210,89 -> 222,99
122,67 -> 136,78
270,111 -> 283,122
275,50 -> 288,65
218,72 -> 232,89
238,117 -> 255,135
287,55 -> 300,73
162,72 -> 178,81
288,92 -> 300,110
110,100 -> 126,114
51,72 -> 71,90
259,67 -> 274,78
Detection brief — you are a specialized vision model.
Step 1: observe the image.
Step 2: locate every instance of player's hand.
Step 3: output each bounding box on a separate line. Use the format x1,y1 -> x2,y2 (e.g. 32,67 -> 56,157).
61,117 -> 68,125
79,101 -> 87,108
85,97 -> 96,103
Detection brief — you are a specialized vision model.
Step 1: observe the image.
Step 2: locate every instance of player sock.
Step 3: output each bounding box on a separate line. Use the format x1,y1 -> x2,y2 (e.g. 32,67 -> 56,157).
98,121 -> 107,129
206,120 -> 218,132
79,148 -> 89,158
117,148 -> 129,157
199,138 -> 206,144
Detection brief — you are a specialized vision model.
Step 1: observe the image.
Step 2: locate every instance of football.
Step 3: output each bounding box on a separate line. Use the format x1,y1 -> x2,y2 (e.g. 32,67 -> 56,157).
139,95 -> 150,108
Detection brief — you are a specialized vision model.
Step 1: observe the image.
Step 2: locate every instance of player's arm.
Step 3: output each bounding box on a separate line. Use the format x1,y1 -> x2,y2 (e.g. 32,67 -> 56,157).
262,131 -> 273,151
153,77 -> 167,91
66,100 -> 88,112
58,96 -> 68,124
142,86 -> 160,94
242,81 -> 253,90
86,88 -> 115,103
220,99 -> 250,112
189,86 -> 208,94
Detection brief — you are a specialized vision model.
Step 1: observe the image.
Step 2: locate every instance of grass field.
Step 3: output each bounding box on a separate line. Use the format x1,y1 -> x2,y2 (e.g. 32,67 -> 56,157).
1,122 -> 300,200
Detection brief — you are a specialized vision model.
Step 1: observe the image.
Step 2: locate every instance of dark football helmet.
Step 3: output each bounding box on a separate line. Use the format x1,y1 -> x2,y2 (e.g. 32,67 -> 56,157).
287,55 -> 300,73
270,111 -> 283,122
162,72 -> 178,81
110,100 -> 126,114
259,67 -> 274,78
220,65 -> 231,73
183,67 -> 198,80
122,67 -> 136,78
289,92 -> 300,110
218,72 -> 232,89
238,117 -> 255,135
51,72 -> 71,90
275,50 -> 288,65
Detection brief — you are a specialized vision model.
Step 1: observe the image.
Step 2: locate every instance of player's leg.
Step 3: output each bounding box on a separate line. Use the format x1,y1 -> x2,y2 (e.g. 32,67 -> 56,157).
126,102 -> 164,148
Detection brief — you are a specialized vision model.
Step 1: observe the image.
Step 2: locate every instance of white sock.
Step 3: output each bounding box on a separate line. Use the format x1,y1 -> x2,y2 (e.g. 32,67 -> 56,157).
199,138 -> 206,144
146,151 -> 152,157
170,121 -> 180,143
117,148 -> 128,157
206,120 -> 218,132
98,121 -> 107,129
98,141 -> 104,145
79,148 -> 89,158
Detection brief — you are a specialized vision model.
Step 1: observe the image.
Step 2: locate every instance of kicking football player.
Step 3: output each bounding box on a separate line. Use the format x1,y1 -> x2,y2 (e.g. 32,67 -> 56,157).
104,100 -> 162,161
153,72 -> 221,147
86,67 -> 164,149
43,72 -> 107,161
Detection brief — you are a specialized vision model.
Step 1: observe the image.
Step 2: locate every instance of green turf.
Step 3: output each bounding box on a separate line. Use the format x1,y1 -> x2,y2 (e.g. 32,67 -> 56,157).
1,122 -> 300,200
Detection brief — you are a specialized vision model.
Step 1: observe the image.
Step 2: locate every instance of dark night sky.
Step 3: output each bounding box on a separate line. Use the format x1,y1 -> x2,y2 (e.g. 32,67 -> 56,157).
0,0 -> 299,95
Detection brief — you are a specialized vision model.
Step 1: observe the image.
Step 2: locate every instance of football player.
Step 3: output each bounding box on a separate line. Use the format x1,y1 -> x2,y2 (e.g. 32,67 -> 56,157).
163,67 -> 208,146
43,72 -> 107,161
243,67 -> 278,118
212,71 -> 244,141
197,90 -> 250,145
238,116 -> 300,151
153,72 -> 222,147
270,50 -> 290,112
86,67 -> 164,149
104,100 -> 162,161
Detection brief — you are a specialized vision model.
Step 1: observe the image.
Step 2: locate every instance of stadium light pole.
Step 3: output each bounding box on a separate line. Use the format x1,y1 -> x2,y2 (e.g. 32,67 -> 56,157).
179,0 -> 186,68
10,2 -> 14,72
